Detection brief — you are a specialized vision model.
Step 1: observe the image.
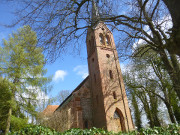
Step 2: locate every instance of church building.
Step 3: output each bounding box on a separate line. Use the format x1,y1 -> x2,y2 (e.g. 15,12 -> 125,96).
44,1 -> 134,133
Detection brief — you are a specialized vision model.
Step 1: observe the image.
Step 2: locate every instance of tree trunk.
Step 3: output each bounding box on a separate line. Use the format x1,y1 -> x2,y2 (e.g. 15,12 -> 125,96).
145,105 -> 154,128
139,94 -> 155,128
164,101 -> 176,123
132,92 -> 142,130
159,50 -> 180,99
150,99 -> 161,127
169,90 -> 180,123
169,54 -> 180,100
162,0 -> 180,30
5,80 -> 16,135
162,0 -> 180,56
148,90 -> 161,127
150,54 -> 178,124
173,106 -> 180,124
5,107 -> 12,135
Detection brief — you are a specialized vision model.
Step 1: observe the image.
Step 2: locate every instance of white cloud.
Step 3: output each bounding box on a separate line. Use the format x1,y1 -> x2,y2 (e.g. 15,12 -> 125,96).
120,63 -> 127,73
15,85 -> 50,119
53,70 -> 67,81
73,65 -> 88,79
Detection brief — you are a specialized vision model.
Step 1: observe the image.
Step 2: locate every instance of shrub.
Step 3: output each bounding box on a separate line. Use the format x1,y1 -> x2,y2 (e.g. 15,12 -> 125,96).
9,125 -> 58,135
10,115 -> 28,132
9,124 -> 180,135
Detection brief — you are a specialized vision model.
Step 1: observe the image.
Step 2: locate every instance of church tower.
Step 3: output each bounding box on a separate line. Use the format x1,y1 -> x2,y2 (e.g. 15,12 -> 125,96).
86,0 -> 134,132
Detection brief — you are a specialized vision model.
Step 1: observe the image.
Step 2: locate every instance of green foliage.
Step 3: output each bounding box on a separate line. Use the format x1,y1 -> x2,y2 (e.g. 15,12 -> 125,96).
63,127 -> 114,135
124,46 -> 180,125
131,92 -> 142,130
10,115 -> 28,132
0,78 -> 28,132
9,124 -> 180,135
139,124 -> 180,135
0,78 -> 12,132
9,125 -> 56,135
0,25 -> 51,133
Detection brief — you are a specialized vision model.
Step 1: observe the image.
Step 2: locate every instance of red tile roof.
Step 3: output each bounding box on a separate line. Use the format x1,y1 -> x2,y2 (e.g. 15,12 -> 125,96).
42,105 -> 59,116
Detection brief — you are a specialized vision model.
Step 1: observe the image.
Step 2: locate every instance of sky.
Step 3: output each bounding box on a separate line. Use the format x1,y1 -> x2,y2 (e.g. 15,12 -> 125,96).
0,1 -> 129,106
0,2 -> 89,104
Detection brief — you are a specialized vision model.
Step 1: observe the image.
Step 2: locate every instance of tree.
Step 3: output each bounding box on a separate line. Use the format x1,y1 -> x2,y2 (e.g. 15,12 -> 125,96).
0,77 -> 29,134
161,0 -> 180,56
133,45 -> 180,123
57,90 -> 71,104
124,45 -> 180,126
40,108 -> 74,132
5,0 -> 180,99
0,78 -> 12,133
131,91 -> 142,130
5,0 -> 180,55
0,25 -> 49,134
124,72 -> 161,128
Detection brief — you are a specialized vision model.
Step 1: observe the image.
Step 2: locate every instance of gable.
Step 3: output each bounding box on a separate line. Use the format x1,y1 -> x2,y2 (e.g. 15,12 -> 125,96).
55,76 -> 89,111
94,22 -> 112,34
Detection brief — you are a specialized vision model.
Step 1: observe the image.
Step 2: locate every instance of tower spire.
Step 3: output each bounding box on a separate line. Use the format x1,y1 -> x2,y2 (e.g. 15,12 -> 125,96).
92,0 -> 100,25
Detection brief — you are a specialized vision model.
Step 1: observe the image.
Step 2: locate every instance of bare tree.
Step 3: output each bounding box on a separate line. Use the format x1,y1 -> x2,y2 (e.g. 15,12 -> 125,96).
5,0 -> 179,58
39,106 -> 73,132
57,90 -> 71,104
5,0 -> 180,98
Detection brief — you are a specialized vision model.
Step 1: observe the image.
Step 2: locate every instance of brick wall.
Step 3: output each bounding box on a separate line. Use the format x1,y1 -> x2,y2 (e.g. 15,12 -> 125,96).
86,22 -> 134,132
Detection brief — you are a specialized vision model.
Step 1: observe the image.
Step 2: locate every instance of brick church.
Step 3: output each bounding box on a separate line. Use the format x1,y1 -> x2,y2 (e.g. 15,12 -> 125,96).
42,1 -> 134,133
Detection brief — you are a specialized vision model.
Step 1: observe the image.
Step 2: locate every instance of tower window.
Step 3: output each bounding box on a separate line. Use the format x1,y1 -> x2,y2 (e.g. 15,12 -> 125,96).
106,54 -> 110,58
92,58 -> 94,62
106,35 -> 110,45
113,91 -> 117,99
99,33 -> 104,44
109,70 -> 113,79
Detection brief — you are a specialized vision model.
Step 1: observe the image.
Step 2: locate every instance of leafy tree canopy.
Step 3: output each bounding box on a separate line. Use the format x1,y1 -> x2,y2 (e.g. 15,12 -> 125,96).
4,0 -> 180,62
0,25 -> 51,134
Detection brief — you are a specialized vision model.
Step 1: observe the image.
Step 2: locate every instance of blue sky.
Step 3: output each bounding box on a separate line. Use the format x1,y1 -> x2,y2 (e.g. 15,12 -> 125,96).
0,2 -> 89,103
0,1 -> 128,105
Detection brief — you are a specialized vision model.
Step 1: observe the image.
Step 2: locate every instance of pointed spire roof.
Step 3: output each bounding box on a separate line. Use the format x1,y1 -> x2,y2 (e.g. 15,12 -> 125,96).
92,0 -> 100,25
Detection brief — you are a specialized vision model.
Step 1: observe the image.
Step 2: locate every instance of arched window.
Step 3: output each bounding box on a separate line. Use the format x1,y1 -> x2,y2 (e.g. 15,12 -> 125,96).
109,70 -> 113,79
99,33 -> 104,44
114,108 -> 126,132
105,35 -> 110,45
114,110 -> 120,119
113,91 -> 117,99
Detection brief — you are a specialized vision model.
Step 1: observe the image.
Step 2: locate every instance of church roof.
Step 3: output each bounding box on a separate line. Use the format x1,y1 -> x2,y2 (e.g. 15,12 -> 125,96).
42,105 -> 59,116
55,76 -> 89,111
